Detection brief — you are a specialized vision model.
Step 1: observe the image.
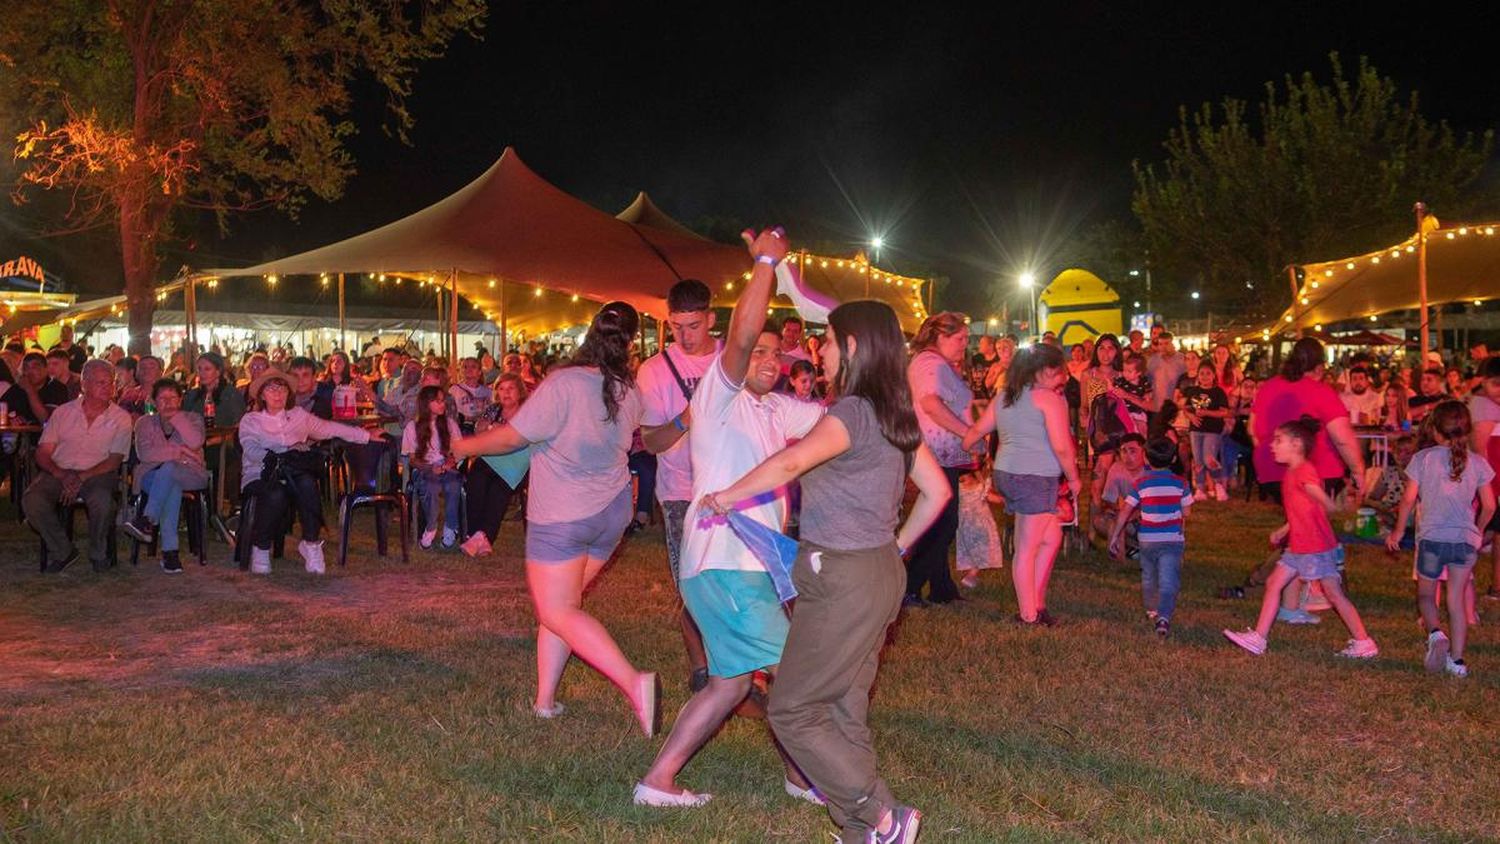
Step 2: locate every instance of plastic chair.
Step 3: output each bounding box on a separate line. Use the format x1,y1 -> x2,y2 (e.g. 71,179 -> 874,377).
233,490 -> 288,570
37,498 -> 119,572
339,441 -> 409,566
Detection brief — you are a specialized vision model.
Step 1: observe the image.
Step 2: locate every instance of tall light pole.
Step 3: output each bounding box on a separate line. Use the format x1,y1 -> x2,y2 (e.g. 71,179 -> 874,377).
1019,271 -> 1037,337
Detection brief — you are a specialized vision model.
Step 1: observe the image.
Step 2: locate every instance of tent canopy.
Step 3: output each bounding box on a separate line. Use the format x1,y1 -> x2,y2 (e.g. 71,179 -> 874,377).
617,194 -> 929,333
208,149 -> 750,336
1276,220 -> 1500,333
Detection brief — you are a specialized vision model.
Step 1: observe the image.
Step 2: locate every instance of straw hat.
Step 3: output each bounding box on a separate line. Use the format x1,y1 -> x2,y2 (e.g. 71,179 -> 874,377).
247,367 -> 293,401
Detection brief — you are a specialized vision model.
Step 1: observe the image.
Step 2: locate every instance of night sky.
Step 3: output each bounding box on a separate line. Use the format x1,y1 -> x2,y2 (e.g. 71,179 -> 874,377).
23,3 -> 1500,317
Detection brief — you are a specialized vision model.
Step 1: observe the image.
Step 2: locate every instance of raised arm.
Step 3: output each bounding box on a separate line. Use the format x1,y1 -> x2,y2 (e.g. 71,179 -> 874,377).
721,227 -> 789,385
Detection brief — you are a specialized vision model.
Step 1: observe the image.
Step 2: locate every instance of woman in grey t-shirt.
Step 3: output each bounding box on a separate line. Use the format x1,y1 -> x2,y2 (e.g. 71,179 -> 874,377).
455,302 -> 660,738
963,342 -> 1081,626
704,300 -> 950,842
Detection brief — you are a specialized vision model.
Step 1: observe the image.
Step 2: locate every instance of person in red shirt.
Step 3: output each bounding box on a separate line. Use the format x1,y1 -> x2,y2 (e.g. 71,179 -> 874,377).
1224,417 -> 1378,659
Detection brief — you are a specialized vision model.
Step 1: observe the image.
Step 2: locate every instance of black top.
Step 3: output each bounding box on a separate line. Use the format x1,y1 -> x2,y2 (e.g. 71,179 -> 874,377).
38,379 -> 71,410
1181,385 -> 1228,434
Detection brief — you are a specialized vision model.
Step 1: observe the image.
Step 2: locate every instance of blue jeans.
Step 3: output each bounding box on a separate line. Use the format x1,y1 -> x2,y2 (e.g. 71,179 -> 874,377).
1189,432 -> 1223,488
416,467 -> 462,533
142,465 -> 206,552
1221,437 -> 1249,486
1140,541 -> 1184,620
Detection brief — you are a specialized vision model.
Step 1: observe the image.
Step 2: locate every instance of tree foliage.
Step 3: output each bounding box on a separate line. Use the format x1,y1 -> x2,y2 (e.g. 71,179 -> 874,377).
1,0 -> 485,352
1132,54 -> 1493,319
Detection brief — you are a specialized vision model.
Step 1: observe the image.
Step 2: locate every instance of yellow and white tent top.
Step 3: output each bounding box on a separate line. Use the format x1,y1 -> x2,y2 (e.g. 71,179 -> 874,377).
1271,218 -> 1500,337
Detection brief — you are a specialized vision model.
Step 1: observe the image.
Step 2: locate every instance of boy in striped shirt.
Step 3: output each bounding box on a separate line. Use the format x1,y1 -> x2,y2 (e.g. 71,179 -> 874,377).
1110,437 -> 1194,637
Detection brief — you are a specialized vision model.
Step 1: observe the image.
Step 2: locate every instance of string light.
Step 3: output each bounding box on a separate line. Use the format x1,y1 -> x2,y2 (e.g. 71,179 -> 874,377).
1446,232 -> 1456,240
487,278 -> 496,288
571,294 -> 579,303
1459,227 -> 1469,235
724,282 -> 733,291
534,287 -> 542,297
1345,262 -> 1355,270
1323,270 -> 1333,277
1369,315 -> 1378,322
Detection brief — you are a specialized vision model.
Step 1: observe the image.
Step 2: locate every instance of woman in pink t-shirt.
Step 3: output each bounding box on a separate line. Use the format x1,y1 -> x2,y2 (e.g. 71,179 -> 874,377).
1249,338 -> 1366,500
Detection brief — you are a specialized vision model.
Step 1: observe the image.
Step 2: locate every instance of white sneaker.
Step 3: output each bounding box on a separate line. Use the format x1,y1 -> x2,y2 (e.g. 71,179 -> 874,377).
298,540 -> 326,574
250,547 -> 272,575
784,778 -> 826,805
1223,628 -> 1267,655
460,531 -> 492,557
1337,638 -> 1379,659
1445,656 -> 1469,678
959,571 -> 980,590
1424,630 -> 1450,673
632,781 -> 711,808
420,528 -> 437,549
441,527 -> 457,547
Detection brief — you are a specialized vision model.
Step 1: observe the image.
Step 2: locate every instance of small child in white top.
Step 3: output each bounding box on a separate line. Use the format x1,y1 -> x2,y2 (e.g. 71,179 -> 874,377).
1388,400 -> 1496,678
402,384 -> 464,548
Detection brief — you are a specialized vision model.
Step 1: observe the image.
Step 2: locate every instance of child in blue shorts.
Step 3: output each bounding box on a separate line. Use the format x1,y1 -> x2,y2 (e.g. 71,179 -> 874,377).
1387,400 -> 1496,677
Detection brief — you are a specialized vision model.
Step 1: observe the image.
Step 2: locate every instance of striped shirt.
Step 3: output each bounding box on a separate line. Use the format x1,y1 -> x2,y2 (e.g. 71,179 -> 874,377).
1124,469 -> 1193,544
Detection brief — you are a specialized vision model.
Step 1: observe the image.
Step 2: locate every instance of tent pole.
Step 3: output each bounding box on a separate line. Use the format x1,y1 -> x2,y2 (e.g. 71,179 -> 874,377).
1285,266 -> 1299,333
1416,202 -> 1430,358
450,268 -> 459,370
185,276 -> 198,373
498,282 -> 507,355
337,273 -> 346,352
434,278 -> 444,360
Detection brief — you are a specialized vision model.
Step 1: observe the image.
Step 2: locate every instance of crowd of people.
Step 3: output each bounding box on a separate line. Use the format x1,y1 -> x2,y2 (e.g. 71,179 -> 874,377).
10,234 -> 1500,841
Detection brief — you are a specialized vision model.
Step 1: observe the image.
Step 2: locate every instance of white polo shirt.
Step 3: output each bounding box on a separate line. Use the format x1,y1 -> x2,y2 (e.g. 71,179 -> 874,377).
679,354 -> 823,580
40,398 -> 133,470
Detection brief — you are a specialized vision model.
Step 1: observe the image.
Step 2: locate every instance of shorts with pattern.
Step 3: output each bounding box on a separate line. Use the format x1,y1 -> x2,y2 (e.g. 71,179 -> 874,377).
661,499 -> 690,583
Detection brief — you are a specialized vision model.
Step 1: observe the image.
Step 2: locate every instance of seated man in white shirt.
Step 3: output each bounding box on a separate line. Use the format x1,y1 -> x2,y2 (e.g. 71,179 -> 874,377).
1339,366 -> 1383,426
635,227 -> 825,808
25,360 -> 134,572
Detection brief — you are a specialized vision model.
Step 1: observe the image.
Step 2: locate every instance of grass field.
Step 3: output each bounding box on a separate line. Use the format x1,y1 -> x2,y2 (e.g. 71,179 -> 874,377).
2,493 -> 1497,842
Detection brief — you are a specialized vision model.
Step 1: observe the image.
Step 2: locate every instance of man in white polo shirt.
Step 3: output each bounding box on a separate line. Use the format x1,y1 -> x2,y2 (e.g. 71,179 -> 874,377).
634,226 -> 825,808
639,278 -> 721,691
26,359 -> 133,573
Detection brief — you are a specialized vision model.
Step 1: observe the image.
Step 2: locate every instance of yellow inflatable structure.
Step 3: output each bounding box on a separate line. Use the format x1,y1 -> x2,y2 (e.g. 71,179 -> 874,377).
1038,268 -> 1122,345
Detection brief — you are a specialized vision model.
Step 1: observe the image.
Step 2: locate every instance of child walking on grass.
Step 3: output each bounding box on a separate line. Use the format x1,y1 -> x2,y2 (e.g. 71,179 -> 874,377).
1224,417 -> 1379,658
1110,437 -> 1192,637
402,384 -> 464,549
1387,400 -> 1496,678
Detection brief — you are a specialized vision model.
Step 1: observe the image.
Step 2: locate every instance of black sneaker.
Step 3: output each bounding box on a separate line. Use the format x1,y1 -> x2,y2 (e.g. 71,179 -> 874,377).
1155,617 -> 1171,638
900,594 -> 928,609
1036,608 -> 1058,627
122,514 -> 155,543
876,805 -> 922,844
161,551 -> 183,574
42,548 -> 79,574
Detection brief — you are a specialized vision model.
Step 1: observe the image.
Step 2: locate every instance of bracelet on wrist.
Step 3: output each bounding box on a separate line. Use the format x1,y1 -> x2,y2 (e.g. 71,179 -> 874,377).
672,414 -> 686,432
755,254 -> 779,266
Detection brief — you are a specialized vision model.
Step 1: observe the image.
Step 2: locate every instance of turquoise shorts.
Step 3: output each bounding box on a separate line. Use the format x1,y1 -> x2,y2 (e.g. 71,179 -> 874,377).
680,569 -> 790,678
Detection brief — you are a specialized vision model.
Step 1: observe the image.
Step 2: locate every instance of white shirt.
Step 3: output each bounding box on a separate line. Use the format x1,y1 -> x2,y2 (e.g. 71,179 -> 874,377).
449,382 -> 492,422
1339,388 -> 1383,423
402,416 -> 463,466
238,407 -> 370,490
679,355 -> 823,580
40,398 -> 133,470
636,342 -> 720,501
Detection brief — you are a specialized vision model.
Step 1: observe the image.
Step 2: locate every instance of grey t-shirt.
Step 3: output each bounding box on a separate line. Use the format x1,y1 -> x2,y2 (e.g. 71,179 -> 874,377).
1405,445 -> 1496,546
800,396 -> 907,551
510,367 -> 642,525
1147,353 -> 1186,409
1101,462 -> 1145,508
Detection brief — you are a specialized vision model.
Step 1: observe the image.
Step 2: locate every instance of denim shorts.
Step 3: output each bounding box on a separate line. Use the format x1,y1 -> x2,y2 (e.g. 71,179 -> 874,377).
525,485 -> 632,563
1279,547 -> 1343,580
1416,540 -> 1478,580
993,470 -> 1058,515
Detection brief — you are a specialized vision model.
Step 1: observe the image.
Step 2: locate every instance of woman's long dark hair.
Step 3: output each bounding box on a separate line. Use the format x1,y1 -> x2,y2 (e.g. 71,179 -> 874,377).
414,384 -> 451,460
1003,343 -> 1065,407
1280,337 -> 1325,382
1089,333 -> 1120,371
565,301 -> 639,423
827,301 -> 921,452
325,351 -> 353,386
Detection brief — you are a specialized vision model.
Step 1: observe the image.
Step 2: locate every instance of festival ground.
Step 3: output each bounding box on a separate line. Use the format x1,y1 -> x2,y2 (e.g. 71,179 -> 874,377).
2,493 -> 1494,841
